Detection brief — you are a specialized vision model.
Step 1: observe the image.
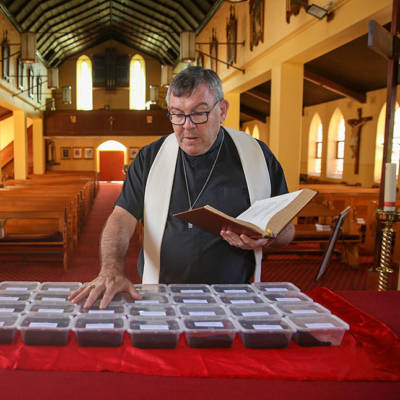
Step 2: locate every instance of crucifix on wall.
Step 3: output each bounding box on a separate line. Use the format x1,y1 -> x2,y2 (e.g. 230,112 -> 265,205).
347,108 -> 372,174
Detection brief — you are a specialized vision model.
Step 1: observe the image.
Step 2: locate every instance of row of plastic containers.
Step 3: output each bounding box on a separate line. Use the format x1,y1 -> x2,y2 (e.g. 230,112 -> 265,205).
0,281 -> 350,349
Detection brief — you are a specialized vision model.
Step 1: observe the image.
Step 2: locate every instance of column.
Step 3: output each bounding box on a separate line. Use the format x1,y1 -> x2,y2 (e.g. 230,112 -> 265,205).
223,92 -> 240,131
13,110 -> 28,180
32,119 -> 45,174
270,62 -> 304,192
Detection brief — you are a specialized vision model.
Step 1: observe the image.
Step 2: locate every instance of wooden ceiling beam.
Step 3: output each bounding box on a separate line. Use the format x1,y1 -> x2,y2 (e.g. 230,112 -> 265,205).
240,106 -> 267,123
304,69 -> 366,104
246,89 -> 271,103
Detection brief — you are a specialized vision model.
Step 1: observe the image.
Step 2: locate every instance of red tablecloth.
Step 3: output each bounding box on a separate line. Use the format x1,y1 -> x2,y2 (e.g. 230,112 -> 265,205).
1,287 -> 399,381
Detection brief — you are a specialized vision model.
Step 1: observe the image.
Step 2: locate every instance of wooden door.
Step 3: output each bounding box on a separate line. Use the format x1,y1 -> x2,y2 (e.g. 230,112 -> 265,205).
99,150 -> 125,181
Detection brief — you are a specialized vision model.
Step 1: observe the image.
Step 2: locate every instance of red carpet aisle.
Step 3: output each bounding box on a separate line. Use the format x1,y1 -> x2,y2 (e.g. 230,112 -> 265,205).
0,183 -> 142,284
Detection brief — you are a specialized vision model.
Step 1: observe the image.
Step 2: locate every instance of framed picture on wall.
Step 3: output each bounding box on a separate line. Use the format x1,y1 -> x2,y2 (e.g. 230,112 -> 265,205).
129,147 -> 139,159
249,0 -> 264,51
73,147 -> 82,159
226,6 -> 237,67
61,147 -> 71,160
209,28 -> 218,73
84,147 -> 93,159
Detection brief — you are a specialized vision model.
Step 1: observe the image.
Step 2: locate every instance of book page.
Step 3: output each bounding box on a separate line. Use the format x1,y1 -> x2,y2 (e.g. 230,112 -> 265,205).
236,191 -> 302,230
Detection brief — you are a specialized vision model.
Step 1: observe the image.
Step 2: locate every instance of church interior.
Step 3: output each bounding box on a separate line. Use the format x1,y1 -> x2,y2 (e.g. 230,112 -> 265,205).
0,1 -> 400,397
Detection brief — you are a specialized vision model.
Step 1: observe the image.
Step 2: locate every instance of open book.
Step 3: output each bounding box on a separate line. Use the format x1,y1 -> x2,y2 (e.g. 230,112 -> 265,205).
174,189 -> 317,238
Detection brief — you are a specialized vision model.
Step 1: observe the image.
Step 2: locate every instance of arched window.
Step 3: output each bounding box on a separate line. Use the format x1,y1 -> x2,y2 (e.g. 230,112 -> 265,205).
308,113 -> 323,176
76,55 -> 93,110
327,108 -> 345,179
129,55 -> 146,110
375,103 -> 400,182
252,125 -> 260,140
245,126 -> 251,135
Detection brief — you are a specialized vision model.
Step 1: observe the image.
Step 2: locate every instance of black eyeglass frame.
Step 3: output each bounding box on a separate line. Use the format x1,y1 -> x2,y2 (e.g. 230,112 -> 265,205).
167,100 -> 221,125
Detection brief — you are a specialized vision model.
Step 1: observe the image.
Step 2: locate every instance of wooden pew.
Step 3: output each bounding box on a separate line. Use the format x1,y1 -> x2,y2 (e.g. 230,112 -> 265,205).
0,207 -> 69,270
264,204 -> 361,267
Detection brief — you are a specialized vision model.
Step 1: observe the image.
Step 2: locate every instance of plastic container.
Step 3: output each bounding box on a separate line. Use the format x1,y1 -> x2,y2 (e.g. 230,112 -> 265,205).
32,292 -> 71,303
133,284 -> 168,294
275,302 -> 331,316
177,304 -> 228,317
0,301 -> 29,314
0,281 -> 40,292
127,304 -> 178,318
251,282 -> 300,293
217,293 -> 266,305
39,282 -> 82,293
18,313 -> 72,346
226,303 -> 282,318
181,316 -> 238,348
171,293 -> 218,305
0,291 -> 33,302
168,284 -> 212,294
287,314 -> 350,346
211,284 -> 255,294
125,293 -> 171,305
72,315 -> 126,347
262,291 -> 313,303
127,317 -> 183,349
236,316 -> 296,349
0,313 -> 22,344
27,301 -> 77,315
77,303 -> 126,315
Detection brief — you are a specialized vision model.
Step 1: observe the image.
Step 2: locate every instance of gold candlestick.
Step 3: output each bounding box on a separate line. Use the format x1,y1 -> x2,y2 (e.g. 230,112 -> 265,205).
375,209 -> 400,291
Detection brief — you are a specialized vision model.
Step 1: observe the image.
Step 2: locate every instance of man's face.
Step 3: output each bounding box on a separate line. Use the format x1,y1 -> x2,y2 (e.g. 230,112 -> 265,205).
168,83 -> 229,156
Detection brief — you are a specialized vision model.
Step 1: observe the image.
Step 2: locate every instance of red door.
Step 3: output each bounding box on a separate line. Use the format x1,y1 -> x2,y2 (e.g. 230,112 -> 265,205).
99,150 -> 125,181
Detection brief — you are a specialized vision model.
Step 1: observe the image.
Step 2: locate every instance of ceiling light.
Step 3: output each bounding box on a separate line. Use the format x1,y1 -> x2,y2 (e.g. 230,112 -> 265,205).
180,31 -> 196,63
62,86 -> 72,104
20,32 -> 36,63
47,67 -> 59,90
161,65 -> 173,87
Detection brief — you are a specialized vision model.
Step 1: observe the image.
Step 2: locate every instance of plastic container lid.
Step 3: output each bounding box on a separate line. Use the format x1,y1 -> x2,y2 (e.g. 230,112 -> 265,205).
287,314 -> 349,347
27,301 -> 77,315
276,302 -> 331,316
133,284 -> 168,294
226,303 -> 282,318
125,293 -> 171,305
262,291 -> 313,303
127,317 -> 183,349
0,301 -> 29,314
127,304 -> 178,318
18,313 -> 72,346
0,291 -> 33,302
77,303 -> 127,315
72,314 -> 126,347
181,316 -> 238,348
251,282 -> 300,293
217,293 -> 266,305
211,284 -> 255,294
32,291 -> 72,303
177,304 -> 228,317
0,313 -> 22,344
171,293 -> 218,305
39,282 -> 82,292
0,281 -> 40,291
168,284 -> 212,294
236,316 -> 296,349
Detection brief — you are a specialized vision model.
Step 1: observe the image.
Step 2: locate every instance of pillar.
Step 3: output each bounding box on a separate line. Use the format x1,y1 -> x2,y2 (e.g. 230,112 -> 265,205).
270,62 -> 304,192
223,92 -> 240,131
32,119 -> 45,174
13,110 -> 28,180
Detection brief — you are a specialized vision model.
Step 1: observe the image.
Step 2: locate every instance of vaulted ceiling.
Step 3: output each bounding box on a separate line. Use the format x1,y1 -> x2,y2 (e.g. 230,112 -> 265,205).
0,0 -> 223,67
0,1 -> 392,127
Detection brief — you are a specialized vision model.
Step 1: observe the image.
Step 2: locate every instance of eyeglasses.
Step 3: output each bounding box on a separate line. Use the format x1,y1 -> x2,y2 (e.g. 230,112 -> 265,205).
167,100 -> 220,125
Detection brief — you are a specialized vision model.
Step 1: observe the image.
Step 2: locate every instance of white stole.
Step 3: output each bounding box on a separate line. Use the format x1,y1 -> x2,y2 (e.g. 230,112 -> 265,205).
142,127 -> 271,284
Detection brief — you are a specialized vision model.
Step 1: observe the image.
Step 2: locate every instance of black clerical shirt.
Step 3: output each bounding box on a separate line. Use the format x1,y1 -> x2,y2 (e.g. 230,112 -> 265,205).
115,128 -> 288,284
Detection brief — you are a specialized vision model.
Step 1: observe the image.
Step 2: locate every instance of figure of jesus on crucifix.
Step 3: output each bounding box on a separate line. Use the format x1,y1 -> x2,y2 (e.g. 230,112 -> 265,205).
347,108 -> 372,174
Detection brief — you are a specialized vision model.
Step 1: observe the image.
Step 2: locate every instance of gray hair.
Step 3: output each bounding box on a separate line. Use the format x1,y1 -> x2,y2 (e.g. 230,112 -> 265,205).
166,66 -> 224,105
